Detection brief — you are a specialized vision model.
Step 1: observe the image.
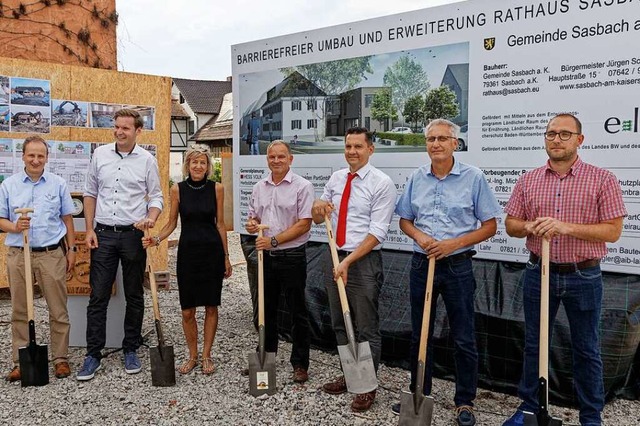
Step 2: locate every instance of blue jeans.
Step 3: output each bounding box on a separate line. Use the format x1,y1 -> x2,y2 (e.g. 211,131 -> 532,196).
86,227 -> 146,358
409,252 -> 477,407
250,141 -> 260,155
518,261 -> 604,426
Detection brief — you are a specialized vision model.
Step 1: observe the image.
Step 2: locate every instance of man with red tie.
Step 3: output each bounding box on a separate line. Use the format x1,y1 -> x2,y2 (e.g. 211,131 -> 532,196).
312,127 -> 396,412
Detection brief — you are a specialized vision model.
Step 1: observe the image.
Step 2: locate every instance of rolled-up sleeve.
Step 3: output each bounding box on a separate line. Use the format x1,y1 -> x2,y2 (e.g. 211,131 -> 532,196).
0,181 -> 10,219
298,181 -> 315,219
146,157 -> 164,212
83,155 -> 98,199
59,181 -> 76,216
368,177 -> 396,243
394,172 -> 416,221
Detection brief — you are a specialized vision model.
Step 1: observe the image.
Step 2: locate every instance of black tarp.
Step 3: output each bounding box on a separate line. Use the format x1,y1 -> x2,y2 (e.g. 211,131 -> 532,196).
242,238 -> 640,406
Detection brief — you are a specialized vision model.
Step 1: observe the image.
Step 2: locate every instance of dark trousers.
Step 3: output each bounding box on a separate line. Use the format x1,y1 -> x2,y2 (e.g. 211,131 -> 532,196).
324,249 -> 383,371
409,252 -> 478,407
518,262 -> 604,426
262,245 -> 310,369
86,227 -> 146,358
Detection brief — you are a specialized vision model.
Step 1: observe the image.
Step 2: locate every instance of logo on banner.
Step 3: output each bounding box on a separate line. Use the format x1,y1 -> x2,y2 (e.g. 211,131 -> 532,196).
604,107 -> 639,134
484,38 -> 496,51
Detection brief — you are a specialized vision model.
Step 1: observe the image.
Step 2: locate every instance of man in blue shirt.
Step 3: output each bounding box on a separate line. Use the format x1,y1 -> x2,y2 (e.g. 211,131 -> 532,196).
0,135 -> 76,382
392,119 -> 501,426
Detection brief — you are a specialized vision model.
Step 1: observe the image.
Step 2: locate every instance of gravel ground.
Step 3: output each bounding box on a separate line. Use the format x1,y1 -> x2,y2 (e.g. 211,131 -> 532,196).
0,231 -> 637,425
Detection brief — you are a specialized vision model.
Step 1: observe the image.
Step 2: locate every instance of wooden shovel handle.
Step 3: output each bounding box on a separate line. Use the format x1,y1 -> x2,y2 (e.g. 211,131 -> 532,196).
145,230 -> 161,322
15,208 -> 35,322
323,216 -> 350,314
539,238 -> 551,381
256,224 -> 269,327
417,256 -> 436,365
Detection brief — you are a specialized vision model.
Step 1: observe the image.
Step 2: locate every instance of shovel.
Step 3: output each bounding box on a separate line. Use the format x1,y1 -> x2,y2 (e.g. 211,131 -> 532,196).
248,224 -> 277,396
324,215 -> 377,394
523,239 -> 562,425
398,256 -> 436,425
16,207 -> 49,387
146,230 -> 176,387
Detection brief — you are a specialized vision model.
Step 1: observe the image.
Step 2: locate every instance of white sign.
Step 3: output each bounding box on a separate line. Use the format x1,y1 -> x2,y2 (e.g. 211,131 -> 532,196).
232,0 -> 640,274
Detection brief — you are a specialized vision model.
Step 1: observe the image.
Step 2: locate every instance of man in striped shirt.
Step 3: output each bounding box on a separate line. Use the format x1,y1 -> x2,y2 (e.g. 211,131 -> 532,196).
502,113 -> 627,426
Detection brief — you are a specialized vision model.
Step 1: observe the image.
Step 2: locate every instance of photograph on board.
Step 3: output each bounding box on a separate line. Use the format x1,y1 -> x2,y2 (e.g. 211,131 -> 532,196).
238,42 -> 469,155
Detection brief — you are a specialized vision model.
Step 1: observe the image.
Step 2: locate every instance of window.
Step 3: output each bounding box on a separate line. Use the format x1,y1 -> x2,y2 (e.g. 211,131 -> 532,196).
291,120 -> 302,130
291,101 -> 301,111
364,117 -> 370,129
364,94 -> 374,108
307,100 -> 317,110
188,120 -> 195,135
307,119 -> 317,129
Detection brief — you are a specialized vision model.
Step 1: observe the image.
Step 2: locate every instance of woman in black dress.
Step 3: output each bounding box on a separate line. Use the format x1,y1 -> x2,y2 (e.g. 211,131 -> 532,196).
143,144 -> 231,375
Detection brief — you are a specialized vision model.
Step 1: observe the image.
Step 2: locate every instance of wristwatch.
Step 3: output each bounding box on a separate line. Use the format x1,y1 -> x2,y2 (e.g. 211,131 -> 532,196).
68,246 -> 78,252
270,236 -> 279,248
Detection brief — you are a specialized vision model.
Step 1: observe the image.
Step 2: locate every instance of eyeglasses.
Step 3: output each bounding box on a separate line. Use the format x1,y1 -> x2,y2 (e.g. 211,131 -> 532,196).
426,136 -> 457,143
544,131 -> 580,141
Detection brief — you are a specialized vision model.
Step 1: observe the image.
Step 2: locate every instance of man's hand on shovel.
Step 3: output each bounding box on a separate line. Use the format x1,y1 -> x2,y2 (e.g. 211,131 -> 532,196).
14,214 -> 31,233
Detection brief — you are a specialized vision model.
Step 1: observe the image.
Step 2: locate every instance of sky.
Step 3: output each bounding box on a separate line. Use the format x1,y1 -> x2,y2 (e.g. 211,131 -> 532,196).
116,0 -> 461,81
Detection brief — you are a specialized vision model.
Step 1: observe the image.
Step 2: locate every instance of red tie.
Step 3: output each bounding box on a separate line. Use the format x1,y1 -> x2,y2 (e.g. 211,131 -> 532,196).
336,172 -> 357,247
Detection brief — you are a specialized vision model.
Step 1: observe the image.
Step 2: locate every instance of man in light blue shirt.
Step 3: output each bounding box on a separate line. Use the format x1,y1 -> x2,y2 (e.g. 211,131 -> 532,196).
392,119 -> 501,426
0,135 -> 76,382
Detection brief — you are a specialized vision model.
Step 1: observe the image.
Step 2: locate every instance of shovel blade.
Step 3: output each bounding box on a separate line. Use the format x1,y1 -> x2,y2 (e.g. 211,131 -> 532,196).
18,343 -> 49,387
150,344 -> 176,387
398,391 -> 434,426
337,341 -> 378,394
248,351 -> 277,396
523,411 -> 563,425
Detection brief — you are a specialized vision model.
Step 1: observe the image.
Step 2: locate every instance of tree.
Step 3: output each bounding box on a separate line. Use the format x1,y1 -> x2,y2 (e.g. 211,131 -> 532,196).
58,143 -> 65,152
383,55 -> 430,121
370,88 -> 397,130
282,57 -> 373,97
280,57 -> 373,142
423,85 -> 460,123
403,95 -> 425,131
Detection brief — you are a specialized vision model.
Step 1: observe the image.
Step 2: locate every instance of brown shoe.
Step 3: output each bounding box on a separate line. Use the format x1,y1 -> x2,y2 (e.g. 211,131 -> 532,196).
322,375 -> 347,395
351,390 -> 376,412
292,367 -> 308,383
5,367 -> 20,382
54,362 -> 71,379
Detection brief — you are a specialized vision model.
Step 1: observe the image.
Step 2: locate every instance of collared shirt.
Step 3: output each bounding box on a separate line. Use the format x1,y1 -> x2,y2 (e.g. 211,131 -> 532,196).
84,143 -> 163,226
0,170 -> 75,247
321,163 -> 396,252
505,157 -> 627,263
249,170 -> 314,250
395,160 -> 502,255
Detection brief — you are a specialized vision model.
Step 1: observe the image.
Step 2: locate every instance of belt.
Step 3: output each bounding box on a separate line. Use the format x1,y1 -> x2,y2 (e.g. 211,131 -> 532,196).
96,223 -> 137,232
529,253 -> 600,273
268,245 -> 306,257
337,249 -> 352,257
12,243 -> 60,253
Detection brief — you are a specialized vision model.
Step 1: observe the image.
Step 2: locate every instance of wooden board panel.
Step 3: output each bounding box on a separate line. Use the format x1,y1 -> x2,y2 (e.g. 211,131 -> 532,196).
0,57 -> 171,288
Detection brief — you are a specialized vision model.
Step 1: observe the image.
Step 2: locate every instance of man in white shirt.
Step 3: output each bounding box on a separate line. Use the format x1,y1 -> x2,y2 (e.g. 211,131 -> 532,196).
77,108 -> 163,381
312,127 -> 395,412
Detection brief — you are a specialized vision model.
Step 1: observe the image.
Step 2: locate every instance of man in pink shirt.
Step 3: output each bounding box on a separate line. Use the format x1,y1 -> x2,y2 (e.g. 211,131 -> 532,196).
503,114 -> 627,426
245,140 -> 315,383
